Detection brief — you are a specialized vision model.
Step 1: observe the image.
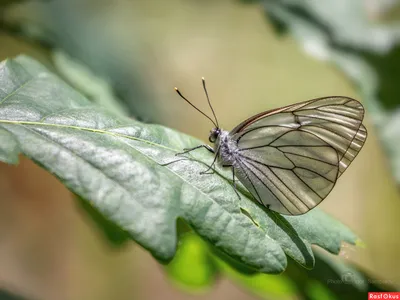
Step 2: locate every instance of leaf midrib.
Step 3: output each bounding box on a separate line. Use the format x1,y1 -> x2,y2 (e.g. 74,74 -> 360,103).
0,119 -> 177,152
0,119 -> 255,222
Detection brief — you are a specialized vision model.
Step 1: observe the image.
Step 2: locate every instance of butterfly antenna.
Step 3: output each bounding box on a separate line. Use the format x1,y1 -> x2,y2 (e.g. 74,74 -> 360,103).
202,77 -> 219,128
174,87 -> 218,128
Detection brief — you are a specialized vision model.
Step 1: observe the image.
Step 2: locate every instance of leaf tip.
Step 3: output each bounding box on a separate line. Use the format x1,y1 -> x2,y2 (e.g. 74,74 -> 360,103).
355,239 -> 366,248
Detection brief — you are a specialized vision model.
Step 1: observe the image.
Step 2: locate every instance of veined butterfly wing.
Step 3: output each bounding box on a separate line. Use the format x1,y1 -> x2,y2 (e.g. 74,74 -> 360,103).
229,96 -> 367,215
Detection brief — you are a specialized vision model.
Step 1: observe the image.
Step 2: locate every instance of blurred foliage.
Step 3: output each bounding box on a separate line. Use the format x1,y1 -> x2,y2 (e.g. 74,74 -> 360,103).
0,8 -> 128,120
0,289 -> 30,300
166,231 -> 395,300
0,0 -> 24,8
0,0 -> 150,123
165,230 -> 218,292
241,0 -> 400,182
362,47 -> 400,110
0,56 -> 359,275
252,0 -> 400,108
0,0 -> 153,121
214,254 -> 296,299
51,51 -> 129,118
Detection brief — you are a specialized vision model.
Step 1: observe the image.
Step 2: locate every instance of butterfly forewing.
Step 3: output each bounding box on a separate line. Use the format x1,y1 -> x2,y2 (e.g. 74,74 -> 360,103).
230,96 -> 367,215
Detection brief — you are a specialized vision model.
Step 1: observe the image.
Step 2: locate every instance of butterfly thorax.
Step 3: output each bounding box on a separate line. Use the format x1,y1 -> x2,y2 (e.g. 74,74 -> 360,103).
214,130 -> 240,166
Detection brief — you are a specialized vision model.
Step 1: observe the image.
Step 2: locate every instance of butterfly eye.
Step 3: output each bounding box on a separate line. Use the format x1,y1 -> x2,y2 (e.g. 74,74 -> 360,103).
209,133 -> 217,143
209,129 -> 219,143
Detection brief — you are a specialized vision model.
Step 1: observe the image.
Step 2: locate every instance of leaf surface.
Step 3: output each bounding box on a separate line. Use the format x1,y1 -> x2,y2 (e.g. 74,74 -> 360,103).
0,56 -> 358,273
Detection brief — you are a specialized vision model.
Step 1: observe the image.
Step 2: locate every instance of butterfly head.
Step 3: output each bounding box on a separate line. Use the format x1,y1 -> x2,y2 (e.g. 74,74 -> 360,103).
209,128 -> 221,143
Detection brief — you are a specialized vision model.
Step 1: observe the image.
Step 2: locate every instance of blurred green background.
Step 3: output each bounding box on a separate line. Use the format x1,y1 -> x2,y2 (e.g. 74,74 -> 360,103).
0,0 -> 399,299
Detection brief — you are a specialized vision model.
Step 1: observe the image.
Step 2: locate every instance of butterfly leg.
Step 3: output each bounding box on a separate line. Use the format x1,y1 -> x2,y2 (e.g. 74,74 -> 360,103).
177,144 -> 217,174
160,157 -> 189,166
162,145 -> 215,168
231,167 -> 241,200
175,144 -> 214,156
221,164 -> 240,199
199,153 -> 218,175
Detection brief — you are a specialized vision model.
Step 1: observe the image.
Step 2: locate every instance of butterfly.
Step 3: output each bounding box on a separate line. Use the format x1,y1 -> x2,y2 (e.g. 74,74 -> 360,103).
174,78 -> 367,215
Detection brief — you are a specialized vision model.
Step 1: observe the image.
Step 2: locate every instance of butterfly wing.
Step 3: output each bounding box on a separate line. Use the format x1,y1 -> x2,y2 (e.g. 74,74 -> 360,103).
230,96 -> 367,215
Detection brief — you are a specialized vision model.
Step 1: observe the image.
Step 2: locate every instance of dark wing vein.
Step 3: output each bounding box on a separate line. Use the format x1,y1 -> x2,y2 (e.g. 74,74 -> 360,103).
235,158 -> 263,205
238,153 -> 292,171
302,124 -> 358,141
240,159 -> 293,214
241,149 -> 336,192
251,160 -> 312,210
238,128 -> 296,151
293,113 -> 359,129
277,145 -> 333,148
277,148 -> 337,167
236,125 -> 295,143
280,151 -> 336,198
285,165 -> 326,199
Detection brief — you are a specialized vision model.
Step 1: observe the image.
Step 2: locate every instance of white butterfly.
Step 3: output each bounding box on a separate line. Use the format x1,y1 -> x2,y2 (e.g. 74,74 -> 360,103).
174,78 -> 367,215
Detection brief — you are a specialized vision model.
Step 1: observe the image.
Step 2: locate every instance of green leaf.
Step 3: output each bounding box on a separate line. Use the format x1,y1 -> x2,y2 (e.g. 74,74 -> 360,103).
165,232 -> 393,299
51,50 -> 129,118
0,289 -> 28,300
2,2 -> 153,120
215,255 -> 297,299
284,251 -> 396,299
0,56 -> 358,273
165,228 -> 218,291
305,279 -> 337,300
0,127 -> 19,164
165,231 -> 296,298
0,0 -> 25,8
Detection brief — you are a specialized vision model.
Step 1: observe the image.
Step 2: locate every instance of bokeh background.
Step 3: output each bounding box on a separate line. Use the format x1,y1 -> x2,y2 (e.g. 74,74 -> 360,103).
0,0 -> 400,299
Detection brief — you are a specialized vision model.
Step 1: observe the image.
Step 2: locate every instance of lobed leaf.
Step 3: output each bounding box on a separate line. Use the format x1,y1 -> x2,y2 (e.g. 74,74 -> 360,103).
0,56 -> 358,273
